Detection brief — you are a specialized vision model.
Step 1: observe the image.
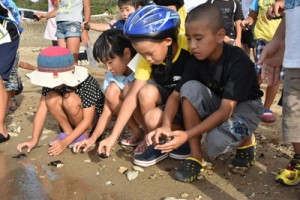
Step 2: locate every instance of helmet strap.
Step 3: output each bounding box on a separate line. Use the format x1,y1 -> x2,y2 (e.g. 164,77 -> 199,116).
165,45 -> 173,76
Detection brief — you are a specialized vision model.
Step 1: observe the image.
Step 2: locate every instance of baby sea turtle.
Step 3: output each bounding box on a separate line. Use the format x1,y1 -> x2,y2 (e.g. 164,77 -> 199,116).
12,153 -> 27,159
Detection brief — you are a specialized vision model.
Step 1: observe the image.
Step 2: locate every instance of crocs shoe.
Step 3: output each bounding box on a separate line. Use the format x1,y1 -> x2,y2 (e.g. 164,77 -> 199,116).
232,142 -> 256,168
169,142 -> 190,160
175,157 -> 205,183
48,132 -> 67,146
261,109 -> 276,123
276,156 -> 300,186
133,145 -> 169,167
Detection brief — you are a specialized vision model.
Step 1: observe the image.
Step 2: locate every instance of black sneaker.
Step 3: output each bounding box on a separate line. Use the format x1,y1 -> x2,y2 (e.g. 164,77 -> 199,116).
175,157 -> 205,183
133,145 -> 168,167
232,143 -> 256,168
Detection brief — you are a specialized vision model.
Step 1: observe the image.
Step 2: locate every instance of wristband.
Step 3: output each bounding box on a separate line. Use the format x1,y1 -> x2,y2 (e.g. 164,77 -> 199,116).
83,21 -> 90,31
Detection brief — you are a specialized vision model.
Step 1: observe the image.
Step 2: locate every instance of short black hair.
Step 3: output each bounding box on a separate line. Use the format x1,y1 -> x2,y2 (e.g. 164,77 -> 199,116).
93,29 -> 136,63
186,3 -> 224,34
118,0 -> 146,9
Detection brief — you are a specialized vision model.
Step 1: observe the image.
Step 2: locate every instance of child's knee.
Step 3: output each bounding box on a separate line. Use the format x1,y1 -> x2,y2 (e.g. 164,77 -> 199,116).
45,91 -> 62,107
106,83 -> 121,101
138,84 -> 159,105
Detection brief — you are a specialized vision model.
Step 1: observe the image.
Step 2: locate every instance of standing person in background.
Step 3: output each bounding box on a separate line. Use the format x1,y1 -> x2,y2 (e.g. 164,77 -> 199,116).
211,0 -> 244,47
258,0 -> 300,187
241,0 -> 282,123
34,0 -> 91,65
35,0 -> 58,46
153,0 -> 187,34
0,0 -> 22,143
240,0 -> 255,56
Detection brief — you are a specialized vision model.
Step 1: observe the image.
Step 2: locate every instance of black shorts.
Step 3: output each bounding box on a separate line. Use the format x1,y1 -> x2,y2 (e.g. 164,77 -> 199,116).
241,29 -> 255,48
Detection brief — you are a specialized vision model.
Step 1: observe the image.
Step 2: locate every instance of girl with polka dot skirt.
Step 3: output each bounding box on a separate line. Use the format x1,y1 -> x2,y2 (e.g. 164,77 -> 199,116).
17,46 -> 104,156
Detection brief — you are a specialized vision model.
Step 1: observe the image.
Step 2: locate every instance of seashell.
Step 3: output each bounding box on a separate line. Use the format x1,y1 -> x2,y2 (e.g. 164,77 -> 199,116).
132,165 -> 144,172
126,171 -> 138,181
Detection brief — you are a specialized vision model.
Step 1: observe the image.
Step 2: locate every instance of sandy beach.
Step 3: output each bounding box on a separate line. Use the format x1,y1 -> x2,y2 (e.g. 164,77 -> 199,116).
0,47 -> 299,200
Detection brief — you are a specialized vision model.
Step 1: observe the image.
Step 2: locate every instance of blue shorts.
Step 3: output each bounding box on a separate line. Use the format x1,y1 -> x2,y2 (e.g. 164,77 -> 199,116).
56,21 -> 81,39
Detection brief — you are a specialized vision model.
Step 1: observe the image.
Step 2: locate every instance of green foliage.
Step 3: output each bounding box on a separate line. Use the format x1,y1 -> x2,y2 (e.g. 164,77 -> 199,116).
13,0 -> 118,15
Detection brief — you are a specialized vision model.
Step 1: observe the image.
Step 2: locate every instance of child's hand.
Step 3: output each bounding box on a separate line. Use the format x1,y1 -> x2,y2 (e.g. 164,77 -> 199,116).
97,137 -> 115,157
267,1 -> 285,20
240,19 -> 251,30
17,140 -> 37,153
48,139 -> 67,156
154,130 -> 188,153
73,138 -> 95,153
34,12 -> 46,20
146,126 -> 172,146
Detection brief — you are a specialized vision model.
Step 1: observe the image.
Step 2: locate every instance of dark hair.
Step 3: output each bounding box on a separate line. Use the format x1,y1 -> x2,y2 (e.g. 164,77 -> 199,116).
186,3 -> 224,34
118,0 -> 146,9
93,29 -> 136,63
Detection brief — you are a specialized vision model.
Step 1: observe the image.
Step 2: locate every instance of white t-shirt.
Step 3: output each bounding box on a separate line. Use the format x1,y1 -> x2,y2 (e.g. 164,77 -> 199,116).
241,0 -> 252,18
44,0 -> 57,41
283,0 -> 300,68
184,0 -> 207,12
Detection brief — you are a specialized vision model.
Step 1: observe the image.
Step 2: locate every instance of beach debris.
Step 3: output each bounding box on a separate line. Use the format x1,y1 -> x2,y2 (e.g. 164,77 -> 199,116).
132,165 -> 144,172
106,181 -> 112,185
12,153 -> 27,159
84,159 -> 91,162
118,166 -> 128,174
180,192 -> 189,198
126,171 -> 138,181
48,160 -> 64,168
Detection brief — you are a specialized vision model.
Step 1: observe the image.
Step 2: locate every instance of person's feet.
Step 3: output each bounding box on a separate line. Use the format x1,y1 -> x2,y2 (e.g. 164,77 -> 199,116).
175,157 -> 205,183
261,109 -> 276,123
121,128 -> 144,147
133,139 -> 148,155
276,155 -> 300,186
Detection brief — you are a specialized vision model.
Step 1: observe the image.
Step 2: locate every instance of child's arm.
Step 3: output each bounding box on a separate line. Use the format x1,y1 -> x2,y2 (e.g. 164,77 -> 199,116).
83,22 -> 111,32
82,0 -> 91,43
155,99 -> 237,152
241,10 -> 258,30
234,19 -> 242,47
17,96 -> 48,153
146,90 -> 181,145
34,3 -> 58,19
258,17 -> 285,86
98,79 -> 147,156
48,106 -> 95,156
73,102 -> 113,153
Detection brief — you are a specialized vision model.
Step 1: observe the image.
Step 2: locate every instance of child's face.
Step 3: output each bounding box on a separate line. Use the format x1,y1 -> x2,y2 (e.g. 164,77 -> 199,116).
132,39 -> 172,65
185,20 -> 224,62
103,49 -> 131,75
119,4 -> 136,19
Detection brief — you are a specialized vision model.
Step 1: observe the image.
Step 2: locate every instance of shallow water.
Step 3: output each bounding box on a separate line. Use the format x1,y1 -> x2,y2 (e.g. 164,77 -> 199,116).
0,154 -> 116,200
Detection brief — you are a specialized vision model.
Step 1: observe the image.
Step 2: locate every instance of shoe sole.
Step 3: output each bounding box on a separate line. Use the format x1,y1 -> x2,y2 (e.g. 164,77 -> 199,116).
169,153 -> 190,160
133,153 -> 169,167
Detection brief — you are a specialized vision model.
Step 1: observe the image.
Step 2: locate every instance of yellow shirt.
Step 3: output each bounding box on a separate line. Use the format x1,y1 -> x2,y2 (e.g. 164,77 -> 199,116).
252,0 -> 281,41
135,34 -> 189,81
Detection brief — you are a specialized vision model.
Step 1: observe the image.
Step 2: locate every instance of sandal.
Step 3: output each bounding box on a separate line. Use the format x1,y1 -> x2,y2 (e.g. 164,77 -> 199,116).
276,156 -> 300,186
232,142 -> 256,168
133,140 -> 148,155
121,135 -> 143,147
0,133 -> 10,143
261,109 -> 276,123
175,157 -> 205,183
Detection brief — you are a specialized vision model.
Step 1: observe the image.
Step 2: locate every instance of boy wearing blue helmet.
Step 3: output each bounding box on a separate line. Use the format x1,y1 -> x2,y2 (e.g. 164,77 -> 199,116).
98,5 -> 191,167
146,4 -> 263,182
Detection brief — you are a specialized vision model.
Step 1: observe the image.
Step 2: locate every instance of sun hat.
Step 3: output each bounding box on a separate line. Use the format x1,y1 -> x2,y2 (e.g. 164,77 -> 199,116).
27,46 -> 88,88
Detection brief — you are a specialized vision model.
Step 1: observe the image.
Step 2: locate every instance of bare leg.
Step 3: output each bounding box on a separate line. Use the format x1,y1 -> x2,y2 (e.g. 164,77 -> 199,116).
66,37 -> 80,65
0,79 -> 8,137
45,91 -> 73,134
264,83 -> 280,110
182,97 -> 203,161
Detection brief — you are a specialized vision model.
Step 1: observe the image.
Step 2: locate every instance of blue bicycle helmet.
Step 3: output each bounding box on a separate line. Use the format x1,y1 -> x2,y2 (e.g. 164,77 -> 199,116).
123,5 -> 180,40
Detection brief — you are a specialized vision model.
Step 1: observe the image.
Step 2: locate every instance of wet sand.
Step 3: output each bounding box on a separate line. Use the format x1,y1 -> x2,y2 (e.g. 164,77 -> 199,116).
0,47 -> 299,200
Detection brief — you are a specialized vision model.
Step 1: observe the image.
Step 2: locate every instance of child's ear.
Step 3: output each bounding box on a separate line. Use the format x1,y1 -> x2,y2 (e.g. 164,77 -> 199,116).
164,37 -> 173,46
217,29 -> 226,44
123,48 -> 131,60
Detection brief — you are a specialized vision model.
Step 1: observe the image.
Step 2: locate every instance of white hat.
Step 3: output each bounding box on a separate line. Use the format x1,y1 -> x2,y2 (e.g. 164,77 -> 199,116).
27,46 -> 88,88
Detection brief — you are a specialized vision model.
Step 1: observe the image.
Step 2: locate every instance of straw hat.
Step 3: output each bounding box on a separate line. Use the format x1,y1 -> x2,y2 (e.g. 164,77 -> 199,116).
27,46 -> 88,88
